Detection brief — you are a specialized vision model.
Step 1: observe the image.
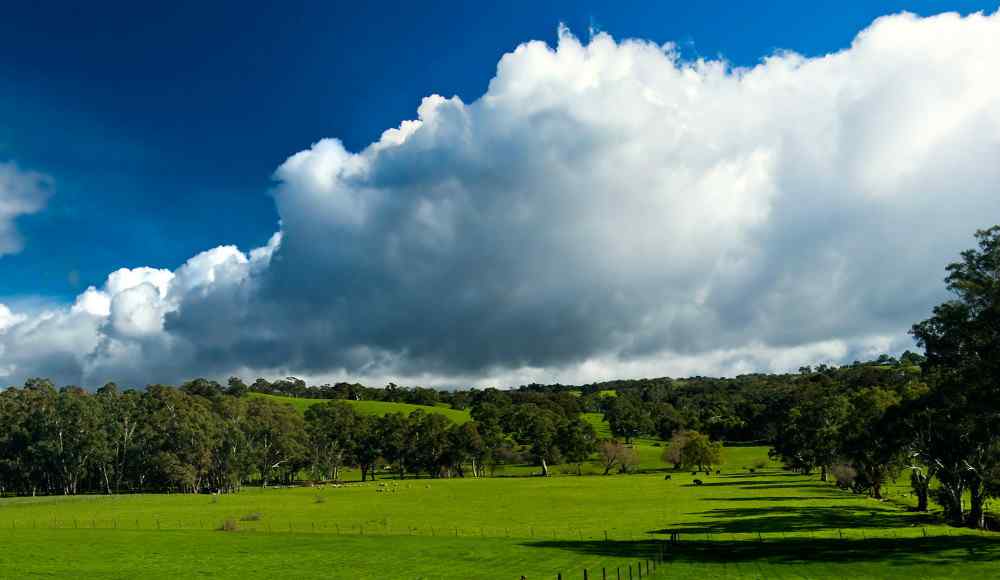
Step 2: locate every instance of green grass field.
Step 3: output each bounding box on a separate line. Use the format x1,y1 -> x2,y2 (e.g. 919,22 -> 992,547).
249,393 -> 473,424
1,445 -> 997,579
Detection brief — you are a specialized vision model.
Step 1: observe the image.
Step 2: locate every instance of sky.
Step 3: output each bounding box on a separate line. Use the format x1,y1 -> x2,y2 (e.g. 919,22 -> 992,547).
1,1 -> 999,388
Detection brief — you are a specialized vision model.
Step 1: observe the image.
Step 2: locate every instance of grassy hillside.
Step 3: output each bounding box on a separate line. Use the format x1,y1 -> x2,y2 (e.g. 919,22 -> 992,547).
0,452 -> 996,578
249,392 -> 472,424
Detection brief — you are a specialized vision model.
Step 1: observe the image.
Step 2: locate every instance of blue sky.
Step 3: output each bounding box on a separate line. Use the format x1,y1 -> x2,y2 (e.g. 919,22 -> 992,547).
3,0 -> 995,302
2,2 -> 1000,387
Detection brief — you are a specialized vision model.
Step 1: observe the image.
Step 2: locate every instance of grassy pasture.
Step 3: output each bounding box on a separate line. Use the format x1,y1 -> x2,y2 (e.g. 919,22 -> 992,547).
1,447 -> 998,578
249,393 -> 473,424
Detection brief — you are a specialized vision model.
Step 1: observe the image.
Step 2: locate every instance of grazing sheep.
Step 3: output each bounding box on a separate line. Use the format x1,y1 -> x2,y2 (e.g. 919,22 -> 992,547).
693,479 -> 704,486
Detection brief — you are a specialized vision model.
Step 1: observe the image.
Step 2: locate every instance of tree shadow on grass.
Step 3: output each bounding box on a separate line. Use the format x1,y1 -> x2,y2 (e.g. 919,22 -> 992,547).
698,495 -> 849,502
521,536 -> 1000,567
650,505 -> 939,535
684,479 -> 832,490
712,471 -> 803,479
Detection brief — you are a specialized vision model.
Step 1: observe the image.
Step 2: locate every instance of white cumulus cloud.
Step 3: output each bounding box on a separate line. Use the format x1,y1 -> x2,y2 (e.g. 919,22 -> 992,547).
0,161 -> 52,256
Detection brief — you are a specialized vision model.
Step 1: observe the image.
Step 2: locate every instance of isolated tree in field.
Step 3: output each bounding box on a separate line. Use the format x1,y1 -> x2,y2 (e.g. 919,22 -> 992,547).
618,444 -> 640,473
663,431 -> 689,469
599,439 -> 640,475
910,225 -> 1000,528
664,430 -> 723,472
599,440 -> 627,475
681,431 -> 723,472
604,394 -> 652,443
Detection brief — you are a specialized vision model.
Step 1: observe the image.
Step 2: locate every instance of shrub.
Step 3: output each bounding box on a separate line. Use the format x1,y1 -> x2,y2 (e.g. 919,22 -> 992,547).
314,494 -> 327,504
219,518 -> 239,532
752,459 -> 768,469
240,512 -> 263,522
831,464 -> 858,489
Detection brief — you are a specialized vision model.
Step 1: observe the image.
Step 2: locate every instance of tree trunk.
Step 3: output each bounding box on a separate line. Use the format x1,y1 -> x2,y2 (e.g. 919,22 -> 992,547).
820,465 -> 828,482
540,458 -> 549,477
939,480 -> 965,524
969,480 -> 986,529
910,471 -> 930,511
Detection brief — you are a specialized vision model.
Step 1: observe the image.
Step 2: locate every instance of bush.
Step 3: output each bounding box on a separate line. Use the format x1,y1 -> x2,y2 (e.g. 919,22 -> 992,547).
240,512 -> 262,521
314,494 -> 327,504
219,518 -> 239,532
830,464 -> 857,489
752,458 -> 767,469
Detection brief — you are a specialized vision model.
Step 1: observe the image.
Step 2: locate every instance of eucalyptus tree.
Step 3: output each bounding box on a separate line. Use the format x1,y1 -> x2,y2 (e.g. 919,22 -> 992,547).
910,226 -> 1000,528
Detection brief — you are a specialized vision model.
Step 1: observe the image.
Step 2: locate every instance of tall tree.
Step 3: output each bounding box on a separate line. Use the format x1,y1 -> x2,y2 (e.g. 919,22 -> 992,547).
911,226 -> 1000,528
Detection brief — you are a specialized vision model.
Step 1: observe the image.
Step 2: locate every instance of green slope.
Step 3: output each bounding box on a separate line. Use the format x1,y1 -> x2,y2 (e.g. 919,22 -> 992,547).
249,392 -> 472,423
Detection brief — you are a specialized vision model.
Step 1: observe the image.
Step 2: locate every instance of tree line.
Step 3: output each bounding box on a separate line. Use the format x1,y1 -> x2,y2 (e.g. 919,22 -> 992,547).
0,378 -> 606,495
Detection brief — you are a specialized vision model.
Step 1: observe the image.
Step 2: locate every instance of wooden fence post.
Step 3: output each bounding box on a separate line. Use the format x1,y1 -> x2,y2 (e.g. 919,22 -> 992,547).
584,569 -> 589,580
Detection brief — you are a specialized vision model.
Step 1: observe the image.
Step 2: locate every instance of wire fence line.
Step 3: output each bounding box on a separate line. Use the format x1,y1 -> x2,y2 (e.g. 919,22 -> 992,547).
1,516 -> 987,544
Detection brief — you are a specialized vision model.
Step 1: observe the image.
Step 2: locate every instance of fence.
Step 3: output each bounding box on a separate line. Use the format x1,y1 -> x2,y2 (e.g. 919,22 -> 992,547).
546,546 -> 668,580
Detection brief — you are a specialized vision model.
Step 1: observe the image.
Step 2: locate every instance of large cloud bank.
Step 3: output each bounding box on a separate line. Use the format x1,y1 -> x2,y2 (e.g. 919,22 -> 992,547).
3,11 -> 1000,388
